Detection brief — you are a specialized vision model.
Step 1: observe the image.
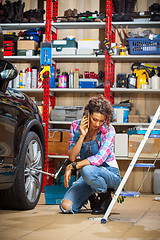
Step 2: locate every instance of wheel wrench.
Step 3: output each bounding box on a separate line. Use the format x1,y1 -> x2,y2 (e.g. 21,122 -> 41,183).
31,158 -> 69,179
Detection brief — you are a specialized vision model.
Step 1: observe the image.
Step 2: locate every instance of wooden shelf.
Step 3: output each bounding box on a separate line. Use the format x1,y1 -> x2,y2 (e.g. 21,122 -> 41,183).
112,21 -> 160,29
0,22 -> 45,30
4,56 -> 40,62
50,88 -> 104,93
52,22 -> 105,29
111,88 -> 160,93
111,55 -> 160,62
49,121 -> 160,126
52,54 -> 105,61
47,154 -> 159,161
14,88 -> 43,93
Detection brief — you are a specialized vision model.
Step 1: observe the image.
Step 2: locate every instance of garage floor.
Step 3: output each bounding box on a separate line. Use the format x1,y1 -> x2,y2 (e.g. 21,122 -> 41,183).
0,194 -> 160,240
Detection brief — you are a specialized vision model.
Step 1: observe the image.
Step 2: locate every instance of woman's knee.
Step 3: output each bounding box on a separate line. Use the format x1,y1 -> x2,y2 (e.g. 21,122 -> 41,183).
82,165 -> 94,176
61,199 -> 73,211
82,165 -> 97,179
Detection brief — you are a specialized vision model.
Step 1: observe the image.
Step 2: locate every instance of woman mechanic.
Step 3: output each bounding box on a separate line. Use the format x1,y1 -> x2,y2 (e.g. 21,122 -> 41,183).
60,94 -> 121,215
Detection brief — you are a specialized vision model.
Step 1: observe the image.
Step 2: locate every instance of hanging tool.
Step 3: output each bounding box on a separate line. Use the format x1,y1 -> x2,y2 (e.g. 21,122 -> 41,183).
103,38 -> 114,55
31,158 -> 69,179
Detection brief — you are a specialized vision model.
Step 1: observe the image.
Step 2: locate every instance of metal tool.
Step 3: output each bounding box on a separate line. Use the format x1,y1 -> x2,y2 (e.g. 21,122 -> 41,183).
31,158 -> 69,180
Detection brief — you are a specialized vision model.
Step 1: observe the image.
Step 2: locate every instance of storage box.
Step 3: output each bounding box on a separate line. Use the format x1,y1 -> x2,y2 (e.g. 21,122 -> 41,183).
48,129 -> 70,155
78,40 -> 100,49
128,115 -> 148,123
52,47 -> 76,55
50,106 -> 84,122
52,39 -> 77,49
17,40 -> 38,50
128,135 -> 160,159
17,50 -> 36,56
115,133 -> 128,157
127,38 -> 160,55
4,41 -> 16,56
77,48 -> 94,55
79,79 -> 98,88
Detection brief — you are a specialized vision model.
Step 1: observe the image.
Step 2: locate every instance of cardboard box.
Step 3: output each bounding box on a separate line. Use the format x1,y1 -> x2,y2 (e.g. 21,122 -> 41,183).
115,133 -> 128,157
48,129 -> 70,155
128,134 -> 160,159
128,115 -> 148,123
17,40 -> 38,50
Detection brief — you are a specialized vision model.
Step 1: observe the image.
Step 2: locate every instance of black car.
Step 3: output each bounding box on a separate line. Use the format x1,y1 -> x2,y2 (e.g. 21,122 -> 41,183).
0,59 -> 45,210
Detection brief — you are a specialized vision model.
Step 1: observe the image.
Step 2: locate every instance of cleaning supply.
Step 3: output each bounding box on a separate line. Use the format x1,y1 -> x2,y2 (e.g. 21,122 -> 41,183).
69,70 -> 74,88
50,66 -> 55,88
22,69 -> 27,88
58,75 -> 67,88
120,44 -> 126,55
74,68 -> 79,88
151,72 -> 160,89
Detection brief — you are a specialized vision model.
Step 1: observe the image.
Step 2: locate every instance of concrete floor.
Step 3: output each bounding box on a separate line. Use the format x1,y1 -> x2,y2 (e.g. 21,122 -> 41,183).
0,194 -> 160,240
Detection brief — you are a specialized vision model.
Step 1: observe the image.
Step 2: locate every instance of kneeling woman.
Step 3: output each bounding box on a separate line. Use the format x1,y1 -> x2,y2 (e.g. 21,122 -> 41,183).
60,94 -> 121,215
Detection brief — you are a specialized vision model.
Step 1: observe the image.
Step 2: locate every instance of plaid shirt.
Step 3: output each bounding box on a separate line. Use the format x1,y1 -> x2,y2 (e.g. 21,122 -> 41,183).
68,119 -> 119,169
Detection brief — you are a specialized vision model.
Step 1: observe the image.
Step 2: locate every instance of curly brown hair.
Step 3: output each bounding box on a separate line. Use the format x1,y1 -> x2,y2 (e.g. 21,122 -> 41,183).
84,94 -> 113,126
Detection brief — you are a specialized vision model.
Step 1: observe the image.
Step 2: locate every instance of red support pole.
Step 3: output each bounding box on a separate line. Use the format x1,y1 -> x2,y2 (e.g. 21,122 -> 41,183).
45,0 -> 52,43
104,0 -> 112,102
42,0 -> 52,189
42,74 -> 50,190
42,0 -> 58,188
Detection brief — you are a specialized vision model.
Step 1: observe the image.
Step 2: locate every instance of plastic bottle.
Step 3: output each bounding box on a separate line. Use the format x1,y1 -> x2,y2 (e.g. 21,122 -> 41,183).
151,72 -> 160,89
22,69 -> 27,88
32,68 -> 38,88
69,70 -> 74,88
26,67 -> 32,88
120,44 -> 126,55
74,68 -> 79,88
50,66 -> 55,88
19,70 -> 23,88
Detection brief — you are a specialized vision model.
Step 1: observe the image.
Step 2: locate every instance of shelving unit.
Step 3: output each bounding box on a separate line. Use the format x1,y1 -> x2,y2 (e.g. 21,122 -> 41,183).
1,0 -> 159,192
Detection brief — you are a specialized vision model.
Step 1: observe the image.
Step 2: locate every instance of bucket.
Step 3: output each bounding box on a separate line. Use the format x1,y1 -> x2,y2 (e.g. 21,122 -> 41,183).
113,106 -> 130,123
153,169 -> 160,194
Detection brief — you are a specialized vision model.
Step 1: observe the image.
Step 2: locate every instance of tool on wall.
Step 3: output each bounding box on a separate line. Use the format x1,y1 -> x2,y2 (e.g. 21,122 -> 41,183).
103,38 -> 114,55
131,63 -> 155,89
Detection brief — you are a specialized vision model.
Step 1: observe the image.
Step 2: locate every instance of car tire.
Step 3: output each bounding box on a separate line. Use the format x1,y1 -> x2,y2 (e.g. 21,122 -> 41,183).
0,131 -> 45,210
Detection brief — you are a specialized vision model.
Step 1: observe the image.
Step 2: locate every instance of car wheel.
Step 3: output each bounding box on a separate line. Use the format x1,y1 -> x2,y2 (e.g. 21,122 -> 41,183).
0,131 -> 45,210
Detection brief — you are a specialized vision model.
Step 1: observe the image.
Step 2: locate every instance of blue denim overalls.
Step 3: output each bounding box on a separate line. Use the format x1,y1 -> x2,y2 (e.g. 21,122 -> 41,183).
60,132 -> 121,214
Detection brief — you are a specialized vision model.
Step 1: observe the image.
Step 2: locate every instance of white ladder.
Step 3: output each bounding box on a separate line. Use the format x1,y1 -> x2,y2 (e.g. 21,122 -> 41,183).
101,105 -> 160,224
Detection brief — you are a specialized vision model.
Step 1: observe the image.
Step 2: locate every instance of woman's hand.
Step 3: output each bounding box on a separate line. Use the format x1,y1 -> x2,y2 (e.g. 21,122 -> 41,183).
64,164 -> 72,188
79,116 -> 89,138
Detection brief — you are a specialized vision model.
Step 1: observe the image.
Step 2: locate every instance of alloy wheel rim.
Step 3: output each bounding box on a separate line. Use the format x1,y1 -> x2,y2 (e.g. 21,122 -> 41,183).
24,139 -> 42,203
